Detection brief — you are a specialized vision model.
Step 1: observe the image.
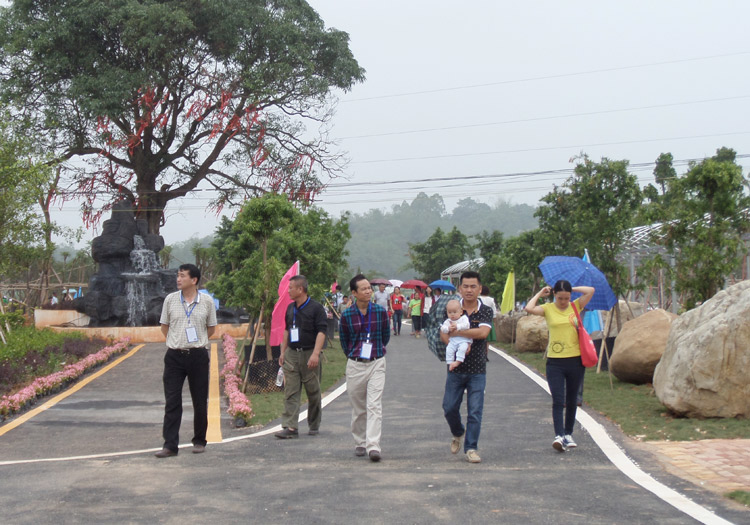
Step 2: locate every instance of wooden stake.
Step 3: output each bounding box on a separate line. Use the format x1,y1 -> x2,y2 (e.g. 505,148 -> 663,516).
242,305 -> 264,392
234,315 -> 257,375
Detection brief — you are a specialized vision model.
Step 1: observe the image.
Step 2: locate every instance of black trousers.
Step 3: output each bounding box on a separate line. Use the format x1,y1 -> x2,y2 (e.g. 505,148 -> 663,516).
162,348 -> 209,452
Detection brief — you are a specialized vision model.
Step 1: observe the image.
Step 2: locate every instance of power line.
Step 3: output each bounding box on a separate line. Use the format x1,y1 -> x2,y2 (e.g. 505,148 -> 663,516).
341,51 -> 750,102
48,152 -> 750,213
338,95 -> 750,140
352,132 -> 750,164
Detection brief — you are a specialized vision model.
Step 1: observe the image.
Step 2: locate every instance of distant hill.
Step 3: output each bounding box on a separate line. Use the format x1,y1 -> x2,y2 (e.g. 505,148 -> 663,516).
162,194 -> 538,281
345,193 -> 537,280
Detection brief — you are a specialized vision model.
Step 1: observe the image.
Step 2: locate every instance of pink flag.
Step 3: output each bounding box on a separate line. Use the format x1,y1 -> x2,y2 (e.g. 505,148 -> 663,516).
270,261 -> 300,347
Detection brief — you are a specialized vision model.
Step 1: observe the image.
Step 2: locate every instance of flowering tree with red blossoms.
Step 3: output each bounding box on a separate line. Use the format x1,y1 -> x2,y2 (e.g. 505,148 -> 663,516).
0,0 -> 364,234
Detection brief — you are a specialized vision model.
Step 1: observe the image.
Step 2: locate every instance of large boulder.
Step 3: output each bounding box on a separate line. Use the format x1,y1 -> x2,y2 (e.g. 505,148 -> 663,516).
609,309 -> 677,384
601,300 -> 646,336
515,315 -> 548,353
653,281 -> 750,418
496,312 -> 524,343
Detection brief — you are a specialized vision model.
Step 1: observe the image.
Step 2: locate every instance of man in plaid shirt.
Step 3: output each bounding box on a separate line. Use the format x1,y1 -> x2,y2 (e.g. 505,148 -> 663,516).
339,274 -> 390,462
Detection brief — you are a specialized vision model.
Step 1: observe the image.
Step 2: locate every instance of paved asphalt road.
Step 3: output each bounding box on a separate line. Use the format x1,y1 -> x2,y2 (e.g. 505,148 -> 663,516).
0,333 -> 746,524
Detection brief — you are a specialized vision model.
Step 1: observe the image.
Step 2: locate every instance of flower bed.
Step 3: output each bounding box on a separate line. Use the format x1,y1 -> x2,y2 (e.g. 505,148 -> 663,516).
220,334 -> 254,425
0,338 -> 130,418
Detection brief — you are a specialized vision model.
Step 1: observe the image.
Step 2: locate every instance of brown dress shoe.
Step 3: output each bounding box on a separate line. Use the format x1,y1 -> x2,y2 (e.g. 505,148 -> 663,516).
354,446 -> 366,456
369,450 -> 381,462
192,445 -> 206,454
274,428 -> 299,439
154,448 -> 177,458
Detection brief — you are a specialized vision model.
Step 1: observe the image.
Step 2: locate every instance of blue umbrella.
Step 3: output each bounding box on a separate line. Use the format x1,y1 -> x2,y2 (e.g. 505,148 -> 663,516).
429,279 -> 456,291
538,256 -> 618,311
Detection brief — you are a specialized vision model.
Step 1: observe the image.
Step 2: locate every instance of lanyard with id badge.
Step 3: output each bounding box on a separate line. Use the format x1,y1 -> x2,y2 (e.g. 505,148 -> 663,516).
289,297 -> 311,343
359,302 -> 373,360
181,292 -> 199,343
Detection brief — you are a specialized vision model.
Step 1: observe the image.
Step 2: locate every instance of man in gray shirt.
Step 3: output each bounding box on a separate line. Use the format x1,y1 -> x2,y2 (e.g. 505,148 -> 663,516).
373,283 -> 390,312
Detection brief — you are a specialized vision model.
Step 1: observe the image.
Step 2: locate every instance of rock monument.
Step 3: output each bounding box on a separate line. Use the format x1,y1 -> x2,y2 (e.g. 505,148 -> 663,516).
75,201 -> 177,326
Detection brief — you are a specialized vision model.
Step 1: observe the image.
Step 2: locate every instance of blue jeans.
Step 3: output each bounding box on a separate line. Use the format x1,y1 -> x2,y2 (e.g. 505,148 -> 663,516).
546,357 -> 585,437
392,310 -> 403,334
442,372 -> 486,452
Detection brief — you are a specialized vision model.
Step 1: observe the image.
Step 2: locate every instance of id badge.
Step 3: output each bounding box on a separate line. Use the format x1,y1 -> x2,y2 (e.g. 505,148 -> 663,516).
185,326 -> 198,343
360,342 -> 373,360
290,328 -> 300,342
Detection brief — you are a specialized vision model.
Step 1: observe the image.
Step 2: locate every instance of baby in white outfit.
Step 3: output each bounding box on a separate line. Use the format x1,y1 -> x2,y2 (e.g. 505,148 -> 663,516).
440,299 -> 472,371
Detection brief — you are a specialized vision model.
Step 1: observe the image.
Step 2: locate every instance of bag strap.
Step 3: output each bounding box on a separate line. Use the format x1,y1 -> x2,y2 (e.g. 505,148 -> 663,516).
570,301 -> 584,329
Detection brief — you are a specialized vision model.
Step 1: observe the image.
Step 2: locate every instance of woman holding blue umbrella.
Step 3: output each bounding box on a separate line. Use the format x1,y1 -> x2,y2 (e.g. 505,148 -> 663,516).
525,280 -> 594,453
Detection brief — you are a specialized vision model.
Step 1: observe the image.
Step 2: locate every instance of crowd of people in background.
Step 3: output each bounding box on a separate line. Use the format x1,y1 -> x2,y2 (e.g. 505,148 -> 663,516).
327,280 -> 503,343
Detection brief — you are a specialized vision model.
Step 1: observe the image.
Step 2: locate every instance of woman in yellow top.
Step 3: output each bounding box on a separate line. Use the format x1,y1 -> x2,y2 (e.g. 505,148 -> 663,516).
525,280 -> 595,452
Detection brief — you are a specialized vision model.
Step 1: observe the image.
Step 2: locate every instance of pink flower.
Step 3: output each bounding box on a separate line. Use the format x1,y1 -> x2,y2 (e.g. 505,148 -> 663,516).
0,338 -> 131,417
220,334 -> 253,420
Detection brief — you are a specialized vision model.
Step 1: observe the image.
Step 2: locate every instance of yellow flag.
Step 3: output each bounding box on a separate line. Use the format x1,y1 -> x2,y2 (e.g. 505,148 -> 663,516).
500,271 -> 515,314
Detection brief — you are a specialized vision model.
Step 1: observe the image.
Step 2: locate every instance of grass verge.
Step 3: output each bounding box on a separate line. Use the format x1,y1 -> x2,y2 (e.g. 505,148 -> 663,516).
497,343 -> 750,442
726,490 -> 750,507
247,339 -> 347,427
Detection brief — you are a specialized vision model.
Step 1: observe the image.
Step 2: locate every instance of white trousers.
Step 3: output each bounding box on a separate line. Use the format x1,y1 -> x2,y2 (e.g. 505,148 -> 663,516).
345,357 -> 386,453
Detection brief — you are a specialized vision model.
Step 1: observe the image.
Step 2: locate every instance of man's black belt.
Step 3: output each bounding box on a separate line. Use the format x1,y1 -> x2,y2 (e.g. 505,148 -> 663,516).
169,347 -> 207,353
289,347 -> 315,352
348,355 -> 384,363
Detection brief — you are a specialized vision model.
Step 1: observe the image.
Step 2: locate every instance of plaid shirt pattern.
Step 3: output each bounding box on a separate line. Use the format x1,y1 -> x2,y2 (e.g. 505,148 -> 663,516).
339,302 -> 390,359
426,293 -> 454,361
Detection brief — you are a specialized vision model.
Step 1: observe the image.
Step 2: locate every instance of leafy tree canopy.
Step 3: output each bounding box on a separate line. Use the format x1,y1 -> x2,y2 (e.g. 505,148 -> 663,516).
534,155 -> 642,295
0,0 -> 365,233
657,148 -> 749,307
0,116 -> 53,278
407,226 -> 474,282
209,193 -> 350,313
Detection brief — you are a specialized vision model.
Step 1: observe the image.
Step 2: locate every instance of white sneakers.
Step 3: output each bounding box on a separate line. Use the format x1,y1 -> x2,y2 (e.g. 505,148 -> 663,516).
553,434 -> 578,452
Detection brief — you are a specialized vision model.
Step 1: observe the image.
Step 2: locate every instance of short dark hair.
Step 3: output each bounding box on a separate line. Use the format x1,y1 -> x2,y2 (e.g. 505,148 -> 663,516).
553,280 -> 572,294
350,274 -> 368,292
460,271 -> 481,284
481,285 -> 490,295
336,284 -> 342,291
179,263 -> 201,285
290,275 -> 308,292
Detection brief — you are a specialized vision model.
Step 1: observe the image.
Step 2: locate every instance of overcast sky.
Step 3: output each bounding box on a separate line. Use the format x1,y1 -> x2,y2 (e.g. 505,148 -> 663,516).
55,0 -> 750,247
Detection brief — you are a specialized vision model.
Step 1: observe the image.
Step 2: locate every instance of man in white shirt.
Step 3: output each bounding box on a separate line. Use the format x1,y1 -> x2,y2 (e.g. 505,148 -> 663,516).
155,264 -> 217,458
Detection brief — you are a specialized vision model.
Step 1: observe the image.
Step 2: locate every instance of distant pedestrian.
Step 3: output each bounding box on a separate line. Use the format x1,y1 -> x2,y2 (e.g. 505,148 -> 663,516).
50,292 -> 59,306
407,288 -> 423,338
441,271 -> 493,464
275,275 -> 327,439
422,286 -> 435,331
389,286 -> 405,335
339,274 -> 390,462
155,264 -> 217,458
480,285 -> 498,343
525,280 -> 594,452
373,283 -> 390,311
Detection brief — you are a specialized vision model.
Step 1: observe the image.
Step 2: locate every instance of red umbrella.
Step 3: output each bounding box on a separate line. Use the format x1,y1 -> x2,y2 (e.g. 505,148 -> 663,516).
369,278 -> 391,286
401,279 -> 428,289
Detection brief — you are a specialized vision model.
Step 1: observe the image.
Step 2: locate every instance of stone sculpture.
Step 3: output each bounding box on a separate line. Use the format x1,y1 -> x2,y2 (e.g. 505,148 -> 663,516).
75,201 -> 177,326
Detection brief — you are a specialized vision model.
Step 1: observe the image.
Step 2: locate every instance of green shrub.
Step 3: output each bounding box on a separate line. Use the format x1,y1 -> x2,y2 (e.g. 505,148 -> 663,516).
0,327 -> 102,395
